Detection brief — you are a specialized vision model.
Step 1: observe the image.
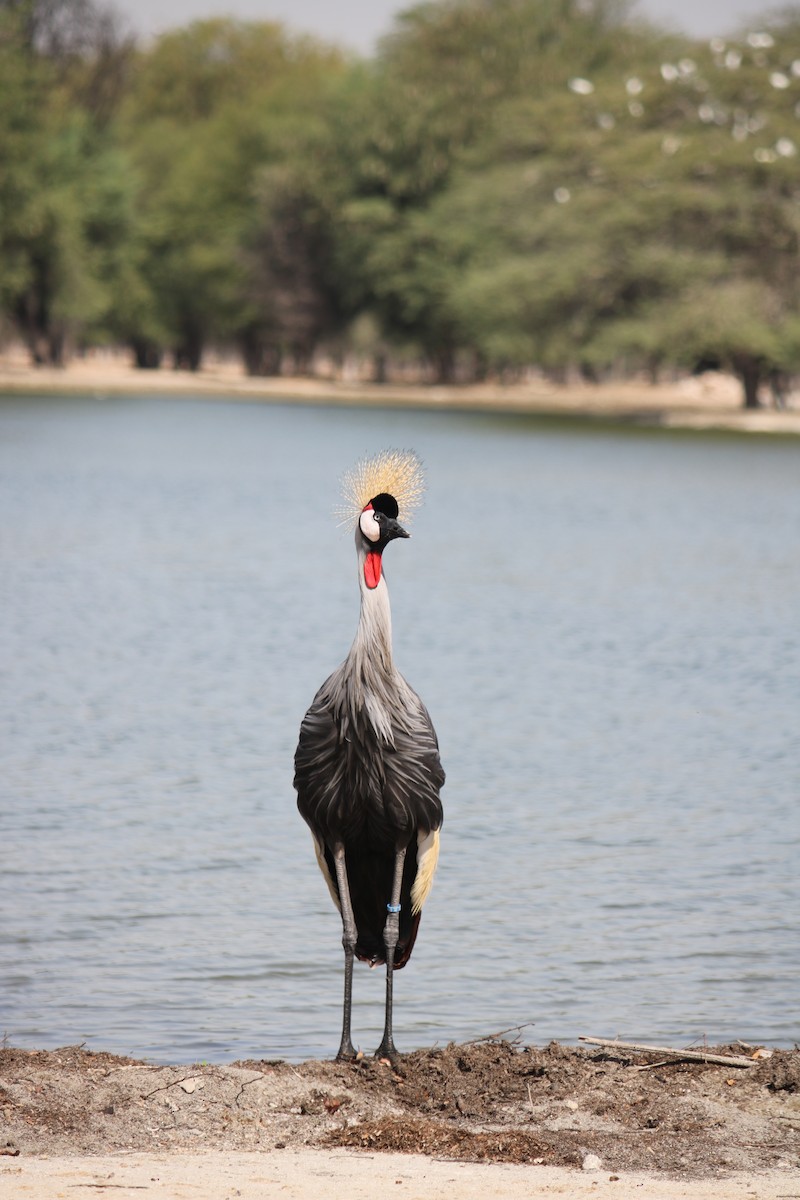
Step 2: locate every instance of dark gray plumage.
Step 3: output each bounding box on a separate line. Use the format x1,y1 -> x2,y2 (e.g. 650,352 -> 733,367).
294,472 -> 444,1062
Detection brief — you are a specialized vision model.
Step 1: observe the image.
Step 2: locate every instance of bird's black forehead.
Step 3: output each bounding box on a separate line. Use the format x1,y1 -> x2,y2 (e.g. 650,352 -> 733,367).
369,492 -> 399,519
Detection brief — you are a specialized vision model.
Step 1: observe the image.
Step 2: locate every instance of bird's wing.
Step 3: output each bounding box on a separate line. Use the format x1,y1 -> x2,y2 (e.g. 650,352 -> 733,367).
295,675 -> 444,843
294,690 -> 346,835
386,682 -> 444,820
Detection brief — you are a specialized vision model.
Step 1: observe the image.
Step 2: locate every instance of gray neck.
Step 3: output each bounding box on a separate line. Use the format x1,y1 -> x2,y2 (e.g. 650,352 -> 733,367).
348,540 -> 394,675
340,536 -> 397,740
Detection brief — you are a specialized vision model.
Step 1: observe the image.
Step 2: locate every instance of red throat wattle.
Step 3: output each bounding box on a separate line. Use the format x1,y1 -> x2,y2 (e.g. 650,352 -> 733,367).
364,551 -> 382,589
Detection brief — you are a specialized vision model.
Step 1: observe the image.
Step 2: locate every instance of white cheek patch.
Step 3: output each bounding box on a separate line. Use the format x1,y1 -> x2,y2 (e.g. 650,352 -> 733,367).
359,507 -> 381,542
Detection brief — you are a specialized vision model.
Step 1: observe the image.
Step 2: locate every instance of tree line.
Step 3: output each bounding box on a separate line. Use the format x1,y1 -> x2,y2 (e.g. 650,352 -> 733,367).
3,0 -> 800,406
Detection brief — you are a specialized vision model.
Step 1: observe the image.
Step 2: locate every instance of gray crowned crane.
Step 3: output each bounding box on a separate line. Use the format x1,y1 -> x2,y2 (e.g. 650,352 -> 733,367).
294,450 -> 444,1062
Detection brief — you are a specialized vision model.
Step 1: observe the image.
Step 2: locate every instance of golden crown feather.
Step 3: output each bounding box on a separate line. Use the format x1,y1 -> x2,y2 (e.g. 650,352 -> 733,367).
338,449 -> 426,527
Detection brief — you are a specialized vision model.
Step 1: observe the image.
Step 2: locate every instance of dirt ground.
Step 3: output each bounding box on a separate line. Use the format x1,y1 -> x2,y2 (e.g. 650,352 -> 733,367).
2,1038 -> 799,1181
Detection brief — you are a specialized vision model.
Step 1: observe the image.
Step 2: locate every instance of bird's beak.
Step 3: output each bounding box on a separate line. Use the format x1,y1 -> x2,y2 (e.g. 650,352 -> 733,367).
383,516 -> 410,542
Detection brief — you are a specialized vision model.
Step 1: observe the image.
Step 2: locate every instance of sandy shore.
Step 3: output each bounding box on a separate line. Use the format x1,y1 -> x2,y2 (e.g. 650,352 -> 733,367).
2,1150 -> 797,1200
1,350 -> 800,435
2,1042 -> 798,1200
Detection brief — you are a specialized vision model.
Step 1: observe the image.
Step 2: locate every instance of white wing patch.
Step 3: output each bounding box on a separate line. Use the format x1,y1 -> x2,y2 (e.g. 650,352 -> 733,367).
312,834 -> 341,912
411,827 -> 440,915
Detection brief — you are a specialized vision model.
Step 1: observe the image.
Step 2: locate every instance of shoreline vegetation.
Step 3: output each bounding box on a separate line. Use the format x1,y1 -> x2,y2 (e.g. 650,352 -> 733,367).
2,349 -> 800,436
7,2 -> 800,431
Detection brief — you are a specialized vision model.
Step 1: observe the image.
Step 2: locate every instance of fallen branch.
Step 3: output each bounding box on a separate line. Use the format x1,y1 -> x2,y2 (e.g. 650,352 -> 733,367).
579,1037 -> 756,1068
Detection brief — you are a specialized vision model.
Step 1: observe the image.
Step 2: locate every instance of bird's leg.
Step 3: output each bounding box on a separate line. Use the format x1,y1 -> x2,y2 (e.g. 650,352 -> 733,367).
332,844 -> 358,1062
375,845 -> 407,1063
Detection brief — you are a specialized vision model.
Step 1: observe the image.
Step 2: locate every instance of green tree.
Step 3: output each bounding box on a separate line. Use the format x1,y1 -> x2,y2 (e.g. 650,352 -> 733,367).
322,0 -> 658,378
238,164 -> 340,375
118,19 -> 347,370
0,2 -> 138,363
389,9 -> 800,403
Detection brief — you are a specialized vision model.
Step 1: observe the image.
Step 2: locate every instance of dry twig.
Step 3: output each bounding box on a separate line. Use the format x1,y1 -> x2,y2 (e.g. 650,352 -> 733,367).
464,1022 -> 536,1046
579,1036 -> 756,1068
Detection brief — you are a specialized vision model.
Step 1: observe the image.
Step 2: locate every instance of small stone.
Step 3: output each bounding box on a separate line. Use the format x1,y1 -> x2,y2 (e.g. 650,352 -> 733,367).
180,1079 -> 196,1094
582,1153 -> 603,1172
565,1099 -> 579,1111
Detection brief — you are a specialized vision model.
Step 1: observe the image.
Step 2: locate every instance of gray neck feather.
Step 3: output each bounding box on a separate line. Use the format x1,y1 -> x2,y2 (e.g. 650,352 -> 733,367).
340,535 -> 400,741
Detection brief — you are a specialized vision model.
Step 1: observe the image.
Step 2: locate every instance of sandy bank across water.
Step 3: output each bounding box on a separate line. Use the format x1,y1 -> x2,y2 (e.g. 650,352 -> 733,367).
1,353 -> 800,436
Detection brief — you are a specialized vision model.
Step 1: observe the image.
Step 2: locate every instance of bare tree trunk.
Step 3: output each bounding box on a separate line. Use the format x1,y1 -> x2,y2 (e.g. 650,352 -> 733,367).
240,328 -> 280,376
732,354 -> 762,409
432,346 -> 455,384
131,338 -> 162,369
47,328 -> 66,367
173,331 -> 203,371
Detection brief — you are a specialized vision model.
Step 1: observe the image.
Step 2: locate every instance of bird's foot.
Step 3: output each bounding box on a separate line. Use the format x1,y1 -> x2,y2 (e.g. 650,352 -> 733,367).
373,1038 -> 400,1068
335,1040 -> 358,1063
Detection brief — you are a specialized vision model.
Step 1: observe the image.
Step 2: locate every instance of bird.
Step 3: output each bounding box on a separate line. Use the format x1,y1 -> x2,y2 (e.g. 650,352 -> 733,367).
294,449 -> 444,1063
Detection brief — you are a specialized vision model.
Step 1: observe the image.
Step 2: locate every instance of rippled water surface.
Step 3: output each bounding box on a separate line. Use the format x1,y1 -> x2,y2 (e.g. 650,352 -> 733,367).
1,393 -> 798,1062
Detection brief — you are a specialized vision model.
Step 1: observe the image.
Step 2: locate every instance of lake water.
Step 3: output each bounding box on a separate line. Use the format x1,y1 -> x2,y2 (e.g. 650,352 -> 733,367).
1,393 -> 798,1064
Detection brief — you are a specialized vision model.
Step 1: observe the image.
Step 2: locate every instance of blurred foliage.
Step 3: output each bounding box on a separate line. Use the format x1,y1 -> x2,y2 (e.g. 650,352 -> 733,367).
0,1 -> 137,362
113,18 -> 347,368
2,0 -> 800,402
